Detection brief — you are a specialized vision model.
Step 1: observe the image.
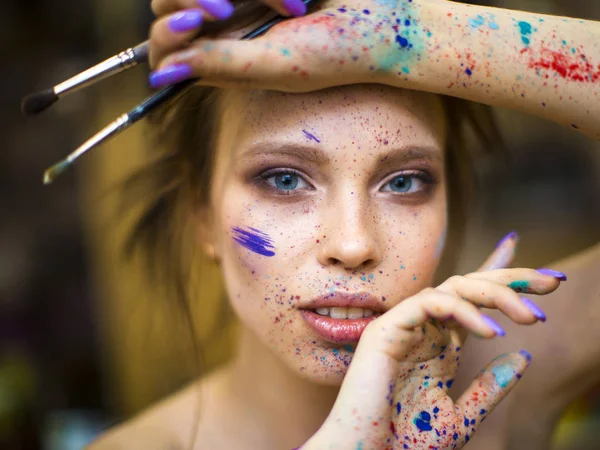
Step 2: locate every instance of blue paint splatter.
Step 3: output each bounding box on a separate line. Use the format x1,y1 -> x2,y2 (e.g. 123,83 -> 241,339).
433,407 -> 439,414
518,21 -> 533,45
396,402 -> 402,414
465,68 -> 473,76
231,227 -> 275,257
492,364 -> 514,388
414,411 -> 432,431
446,379 -> 454,388
302,130 -> 320,143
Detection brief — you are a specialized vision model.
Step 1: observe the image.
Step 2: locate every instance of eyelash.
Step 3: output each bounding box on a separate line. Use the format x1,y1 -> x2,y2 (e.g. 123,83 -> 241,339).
254,168 -> 436,196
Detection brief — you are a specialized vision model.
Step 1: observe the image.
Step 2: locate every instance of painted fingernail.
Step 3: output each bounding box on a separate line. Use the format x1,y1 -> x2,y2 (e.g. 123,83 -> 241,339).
149,64 -> 192,88
495,230 -> 518,248
536,268 -> 567,281
481,313 -> 506,337
521,297 -> 546,321
197,0 -> 234,20
169,10 -> 203,33
283,0 -> 307,16
519,349 -> 532,366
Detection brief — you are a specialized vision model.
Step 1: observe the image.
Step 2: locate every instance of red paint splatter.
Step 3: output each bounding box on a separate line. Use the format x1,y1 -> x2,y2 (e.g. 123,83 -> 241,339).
242,62 -> 252,73
526,46 -> 600,83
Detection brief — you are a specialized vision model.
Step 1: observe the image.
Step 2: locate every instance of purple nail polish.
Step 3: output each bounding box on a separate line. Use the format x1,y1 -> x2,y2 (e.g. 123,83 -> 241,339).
149,64 -> 193,88
283,0 -> 307,16
197,0 -> 234,20
481,313 -> 506,337
536,268 -> 567,281
495,230 -> 518,248
521,297 -> 546,321
518,349 -> 532,366
169,10 -> 203,33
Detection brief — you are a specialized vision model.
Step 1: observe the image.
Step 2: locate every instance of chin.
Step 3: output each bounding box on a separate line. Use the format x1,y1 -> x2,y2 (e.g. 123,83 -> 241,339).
285,342 -> 357,386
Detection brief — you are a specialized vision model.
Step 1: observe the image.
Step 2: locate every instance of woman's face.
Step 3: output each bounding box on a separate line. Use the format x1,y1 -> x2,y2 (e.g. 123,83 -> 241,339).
206,85 -> 447,384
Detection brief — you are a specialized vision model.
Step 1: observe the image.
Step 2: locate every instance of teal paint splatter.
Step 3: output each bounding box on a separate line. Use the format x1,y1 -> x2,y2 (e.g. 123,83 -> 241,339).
469,15 -> 485,28
518,21 -> 533,45
281,48 -> 291,57
372,1 -> 428,72
356,441 -> 364,450
491,364 -> 515,388
508,280 -> 530,292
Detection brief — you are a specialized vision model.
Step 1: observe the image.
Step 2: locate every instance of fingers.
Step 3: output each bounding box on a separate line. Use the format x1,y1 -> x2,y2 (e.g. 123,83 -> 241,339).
365,289 -> 505,363
465,267 -> 566,294
152,0 -> 234,19
477,231 -> 519,272
454,350 -> 531,445
150,38 -> 285,89
441,276 -> 545,324
149,10 -> 205,67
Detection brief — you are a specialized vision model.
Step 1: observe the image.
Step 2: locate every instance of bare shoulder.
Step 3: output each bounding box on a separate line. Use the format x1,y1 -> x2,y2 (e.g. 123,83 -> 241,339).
86,381 -> 203,450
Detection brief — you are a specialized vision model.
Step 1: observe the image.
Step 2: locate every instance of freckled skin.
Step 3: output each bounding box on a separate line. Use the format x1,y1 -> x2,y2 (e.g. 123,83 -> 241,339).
208,85 -> 447,385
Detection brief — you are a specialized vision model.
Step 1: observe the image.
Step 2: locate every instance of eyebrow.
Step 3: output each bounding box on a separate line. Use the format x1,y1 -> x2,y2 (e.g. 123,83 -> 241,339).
239,142 -> 330,165
238,142 -> 442,166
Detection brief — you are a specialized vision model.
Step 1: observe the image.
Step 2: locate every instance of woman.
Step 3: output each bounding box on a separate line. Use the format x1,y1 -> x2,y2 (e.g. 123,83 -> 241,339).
90,0 -> 596,448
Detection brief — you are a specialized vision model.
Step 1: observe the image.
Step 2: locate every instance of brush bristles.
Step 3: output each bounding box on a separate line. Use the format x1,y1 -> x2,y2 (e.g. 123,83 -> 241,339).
43,160 -> 70,185
22,89 -> 58,115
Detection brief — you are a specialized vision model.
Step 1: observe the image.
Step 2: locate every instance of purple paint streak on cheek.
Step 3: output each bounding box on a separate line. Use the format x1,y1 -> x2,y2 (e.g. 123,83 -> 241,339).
231,226 -> 276,257
302,129 -> 321,143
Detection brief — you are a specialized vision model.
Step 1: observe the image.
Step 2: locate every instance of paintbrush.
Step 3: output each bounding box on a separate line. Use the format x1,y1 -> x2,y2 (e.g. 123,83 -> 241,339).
21,0 -> 269,116
42,0 -> 317,185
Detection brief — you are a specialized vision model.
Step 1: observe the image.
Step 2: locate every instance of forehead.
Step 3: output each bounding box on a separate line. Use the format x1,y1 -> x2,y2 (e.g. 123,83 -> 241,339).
216,85 -> 446,164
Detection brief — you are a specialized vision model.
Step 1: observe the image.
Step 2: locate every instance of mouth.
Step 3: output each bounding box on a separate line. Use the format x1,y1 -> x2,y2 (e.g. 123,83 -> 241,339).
299,292 -> 386,344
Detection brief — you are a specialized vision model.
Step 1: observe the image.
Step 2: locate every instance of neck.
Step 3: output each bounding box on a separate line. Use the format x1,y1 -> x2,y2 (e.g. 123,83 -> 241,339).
221,326 -> 339,448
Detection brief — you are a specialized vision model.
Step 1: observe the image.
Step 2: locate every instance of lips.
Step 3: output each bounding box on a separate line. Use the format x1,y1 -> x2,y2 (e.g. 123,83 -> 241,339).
299,292 -> 386,344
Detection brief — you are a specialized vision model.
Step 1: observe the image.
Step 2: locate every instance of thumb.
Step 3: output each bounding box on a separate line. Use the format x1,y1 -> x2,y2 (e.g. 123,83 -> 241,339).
454,350 -> 532,445
477,231 -> 519,272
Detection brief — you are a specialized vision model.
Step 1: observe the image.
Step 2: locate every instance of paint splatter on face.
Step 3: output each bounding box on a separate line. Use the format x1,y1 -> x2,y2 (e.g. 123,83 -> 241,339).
210,85 -> 447,384
231,226 -> 276,257
302,129 -> 321,143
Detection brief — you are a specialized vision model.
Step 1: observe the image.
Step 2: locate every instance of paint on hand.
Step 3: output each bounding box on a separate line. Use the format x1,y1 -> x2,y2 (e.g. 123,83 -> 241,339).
414,411 -> 433,431
232,226 -> 276,257
370,1 -> 430,72
491,364 -> 515,388
508,280 -> 530,292
302,129 -> 321,142
518,21 -> 534,46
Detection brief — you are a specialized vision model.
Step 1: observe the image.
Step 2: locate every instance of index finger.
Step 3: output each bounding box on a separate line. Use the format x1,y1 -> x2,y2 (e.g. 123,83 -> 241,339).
477,231 -> 519,272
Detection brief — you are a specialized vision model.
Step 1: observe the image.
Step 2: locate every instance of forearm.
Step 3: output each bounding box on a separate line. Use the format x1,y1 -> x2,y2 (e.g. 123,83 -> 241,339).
381,1 -> 600,140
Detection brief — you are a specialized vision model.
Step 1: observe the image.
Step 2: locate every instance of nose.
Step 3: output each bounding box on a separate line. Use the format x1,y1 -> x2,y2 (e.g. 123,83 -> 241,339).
317,196 -> 382,271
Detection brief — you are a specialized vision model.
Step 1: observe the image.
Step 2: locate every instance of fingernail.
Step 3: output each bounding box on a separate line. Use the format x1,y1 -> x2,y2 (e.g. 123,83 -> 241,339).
197,0 -> 234,20
481,313 -> 506,337
536,268 -> 567,281
521,297 -> 546,321
495,230 -> 518,248
149,64 -> 192,88
169,10 -> 203,33
518,349 -> 532,366
282,0 -> 307,16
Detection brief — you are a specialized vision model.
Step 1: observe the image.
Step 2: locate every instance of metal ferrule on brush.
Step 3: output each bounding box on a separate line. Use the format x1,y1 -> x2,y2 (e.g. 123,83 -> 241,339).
54,46 -> 144,96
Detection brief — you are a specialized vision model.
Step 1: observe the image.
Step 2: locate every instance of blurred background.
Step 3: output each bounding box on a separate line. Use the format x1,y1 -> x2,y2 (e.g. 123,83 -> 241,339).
1,0 -> 599,449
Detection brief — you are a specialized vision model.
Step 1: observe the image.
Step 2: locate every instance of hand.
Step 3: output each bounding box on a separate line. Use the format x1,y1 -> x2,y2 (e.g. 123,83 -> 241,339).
147,0 -> 415,90
301,232 -> 566,450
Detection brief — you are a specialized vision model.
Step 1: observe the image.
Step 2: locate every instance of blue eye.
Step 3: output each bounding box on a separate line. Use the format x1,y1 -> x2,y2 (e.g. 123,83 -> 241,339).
388,176 -> 412,192
274,173 -> 298,190
263,170 -> 311,192
381,173 -> 427,193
